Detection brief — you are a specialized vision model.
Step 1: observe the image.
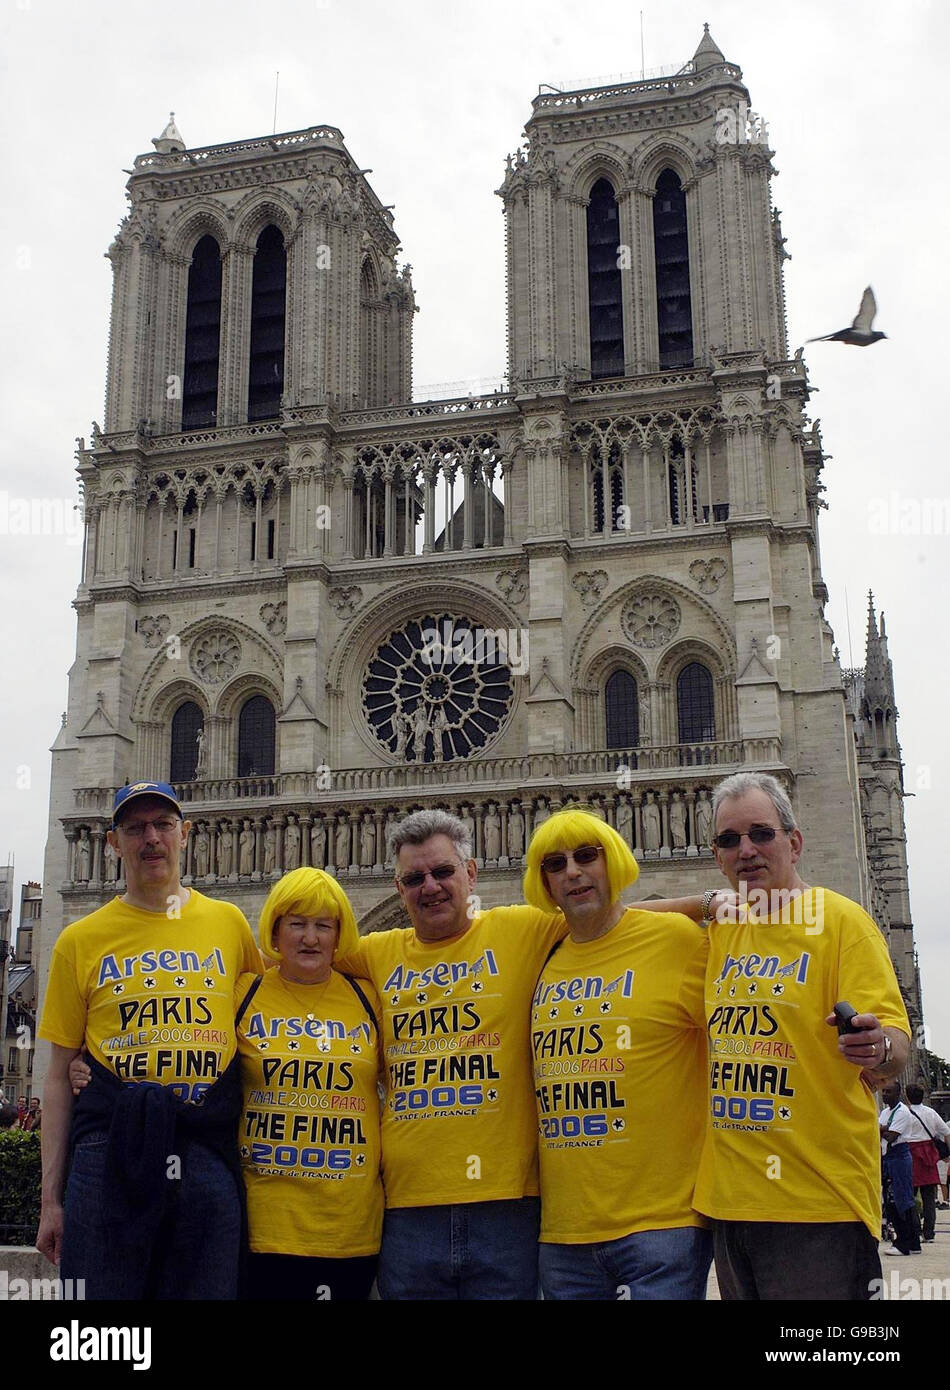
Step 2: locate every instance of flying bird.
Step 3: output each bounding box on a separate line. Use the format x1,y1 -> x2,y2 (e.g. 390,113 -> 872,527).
807,286 -> 887,346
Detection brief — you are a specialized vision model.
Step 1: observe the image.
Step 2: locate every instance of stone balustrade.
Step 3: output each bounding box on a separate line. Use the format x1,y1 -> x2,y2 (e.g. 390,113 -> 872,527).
61,755 -> 785,894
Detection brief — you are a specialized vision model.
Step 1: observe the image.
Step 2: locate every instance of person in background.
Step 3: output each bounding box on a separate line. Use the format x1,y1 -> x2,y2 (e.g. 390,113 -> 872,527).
903,1082 -> 950,1243
21,1098 -> 41,1133
879,1081 -> 922,1257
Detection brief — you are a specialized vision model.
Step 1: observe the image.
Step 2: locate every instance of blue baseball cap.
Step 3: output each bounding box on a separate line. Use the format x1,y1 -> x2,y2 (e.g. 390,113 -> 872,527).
112,781 -> 183,826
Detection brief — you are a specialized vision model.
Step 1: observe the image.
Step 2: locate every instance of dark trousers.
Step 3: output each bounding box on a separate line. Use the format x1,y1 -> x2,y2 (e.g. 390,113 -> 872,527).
246,1251 -> 377,1301
711,1219 -> 882,1300
916,1185 -> 937,1241
883,1145 -> 921,1253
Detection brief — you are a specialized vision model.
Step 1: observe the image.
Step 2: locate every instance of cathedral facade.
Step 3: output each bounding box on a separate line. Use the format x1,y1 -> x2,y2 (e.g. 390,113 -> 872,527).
38,28 -> 923,1056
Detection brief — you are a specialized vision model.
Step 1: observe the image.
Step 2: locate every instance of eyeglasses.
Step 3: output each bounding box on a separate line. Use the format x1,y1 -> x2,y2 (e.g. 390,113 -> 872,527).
397,862 -> 460,890
540,845 -> 604,874
712,827 -> 780,850
115,817 -> 181,838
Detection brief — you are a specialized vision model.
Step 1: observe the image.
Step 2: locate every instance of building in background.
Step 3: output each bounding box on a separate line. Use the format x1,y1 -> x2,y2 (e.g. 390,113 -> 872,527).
37,26 -> 924,1078
1,879 -> 38,1103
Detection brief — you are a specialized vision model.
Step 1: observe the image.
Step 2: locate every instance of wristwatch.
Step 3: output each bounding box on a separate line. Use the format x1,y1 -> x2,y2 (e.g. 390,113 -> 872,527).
700,888 -> 718,927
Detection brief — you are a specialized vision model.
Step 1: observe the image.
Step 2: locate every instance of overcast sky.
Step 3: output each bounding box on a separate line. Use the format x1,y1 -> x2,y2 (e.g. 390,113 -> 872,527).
1,0 -> 946,1060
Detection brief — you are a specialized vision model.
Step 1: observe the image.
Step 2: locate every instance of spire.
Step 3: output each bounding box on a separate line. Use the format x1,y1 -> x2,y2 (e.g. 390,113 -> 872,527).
151,112 -> 185,154
862,590 -> 897,731
692,22 -> 726,72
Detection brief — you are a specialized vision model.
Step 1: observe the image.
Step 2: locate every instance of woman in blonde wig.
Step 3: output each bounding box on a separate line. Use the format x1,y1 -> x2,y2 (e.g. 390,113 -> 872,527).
236,866 -> 383,1301
523,807 -> 712,1300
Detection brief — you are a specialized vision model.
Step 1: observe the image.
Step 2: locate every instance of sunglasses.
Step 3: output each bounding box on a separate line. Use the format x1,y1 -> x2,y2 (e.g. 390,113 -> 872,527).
397,862 -> 460,890
712,827 -> 780,850
540,844 -> 604,874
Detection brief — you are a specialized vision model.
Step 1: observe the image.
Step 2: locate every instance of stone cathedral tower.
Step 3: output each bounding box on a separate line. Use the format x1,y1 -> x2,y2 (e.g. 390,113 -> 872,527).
39,28 -> 922,1049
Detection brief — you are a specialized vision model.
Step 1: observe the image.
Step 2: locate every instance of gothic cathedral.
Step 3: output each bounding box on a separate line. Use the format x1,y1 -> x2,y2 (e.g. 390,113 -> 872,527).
40,27 -> 923,1051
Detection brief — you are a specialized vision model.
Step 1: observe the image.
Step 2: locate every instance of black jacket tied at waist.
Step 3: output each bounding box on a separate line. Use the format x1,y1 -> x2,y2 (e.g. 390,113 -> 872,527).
72,1051 -> 246,1246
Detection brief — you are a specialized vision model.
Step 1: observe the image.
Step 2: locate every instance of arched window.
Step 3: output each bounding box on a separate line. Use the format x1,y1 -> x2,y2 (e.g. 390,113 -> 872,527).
247,226 -> 287,422
587,178 -> 624,380
653,169 -> 693,368
182,236 -> 222,430
677,663 -> 715,743
606,671 -> 639,749
238,695 -> 276,776
170,701 -> 204,782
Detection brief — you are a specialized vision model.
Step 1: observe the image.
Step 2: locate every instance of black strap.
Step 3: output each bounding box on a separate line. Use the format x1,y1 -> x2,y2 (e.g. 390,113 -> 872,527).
235,974 -> 263,1028
909,1105 -> 937,1142
542,940 -> 564,968
344,975 -> 379,1035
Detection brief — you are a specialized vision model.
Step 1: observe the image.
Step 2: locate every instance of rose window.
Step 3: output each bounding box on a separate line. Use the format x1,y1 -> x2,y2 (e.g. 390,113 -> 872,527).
362,613 -> 514,762
621,593 -> 681,649
190,630 -> 241,683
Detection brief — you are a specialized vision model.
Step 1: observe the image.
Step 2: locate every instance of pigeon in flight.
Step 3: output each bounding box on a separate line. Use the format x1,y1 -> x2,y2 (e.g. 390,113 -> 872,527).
807,286 -> 887,346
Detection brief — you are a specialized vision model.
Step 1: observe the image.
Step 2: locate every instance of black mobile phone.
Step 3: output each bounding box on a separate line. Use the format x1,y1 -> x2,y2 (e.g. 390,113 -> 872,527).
833,1000 -> 859,1034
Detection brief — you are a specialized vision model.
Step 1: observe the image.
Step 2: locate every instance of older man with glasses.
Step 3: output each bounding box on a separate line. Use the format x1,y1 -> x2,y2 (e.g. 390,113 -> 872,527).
692,771 -> 910,1300
334,807 -> 710,1300
37,780 -> 260,1299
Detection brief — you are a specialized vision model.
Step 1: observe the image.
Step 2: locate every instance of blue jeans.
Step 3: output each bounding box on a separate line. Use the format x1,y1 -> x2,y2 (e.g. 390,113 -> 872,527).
539,1225 -> 712,1300
61,1131 -> 242,1300
377,1197 -> 540,1299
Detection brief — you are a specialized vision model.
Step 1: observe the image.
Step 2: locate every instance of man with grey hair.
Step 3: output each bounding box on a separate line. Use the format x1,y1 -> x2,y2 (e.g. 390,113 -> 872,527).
334,806 -> 707,1300
333,807 -> 564,1299
693,770 -> 911,1299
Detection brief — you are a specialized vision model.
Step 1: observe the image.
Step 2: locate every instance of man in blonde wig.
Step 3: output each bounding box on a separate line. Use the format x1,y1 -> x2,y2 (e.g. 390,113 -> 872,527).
524,807 -> 712,1300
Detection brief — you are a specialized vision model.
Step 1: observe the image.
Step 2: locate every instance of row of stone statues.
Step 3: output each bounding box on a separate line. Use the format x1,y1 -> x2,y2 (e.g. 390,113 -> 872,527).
66,787 -> 716,885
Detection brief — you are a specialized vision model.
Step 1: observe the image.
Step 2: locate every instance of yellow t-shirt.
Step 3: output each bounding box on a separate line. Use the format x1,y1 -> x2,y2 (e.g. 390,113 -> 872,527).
39,890 -> 261,1102
533,909 -> 709,1243
336,906 -> 565,1209
692,887 -> 911,1236
235,967 -> 384,1258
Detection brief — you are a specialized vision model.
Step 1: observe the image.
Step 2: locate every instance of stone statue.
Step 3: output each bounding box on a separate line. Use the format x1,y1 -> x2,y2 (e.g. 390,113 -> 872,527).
384,811 -> 398,868
360,814 -> 376,867
695,791 -> 712,848
103,840 -> 117,884
335,816 -> 350,868
642,792 -> 661,854
393,705 -> 410,759
616,797 -> 633,846
239,821 -> 255,876
194,725 -> 207,778
507,803 -> 525,859
588,799 -> 606,821
194,824 -> 210,877
460,805 -> 476,857
410,702 -> 429,760
263,821 -> 277,875
431,705 -> 450,760
284,815 -> 301,868
484,803 -> 501,861
533,797 -> 550,829
311,818 -> 327,868
218,821 -> 233,878
669,792 -> 688,850
75,828 -> 91,882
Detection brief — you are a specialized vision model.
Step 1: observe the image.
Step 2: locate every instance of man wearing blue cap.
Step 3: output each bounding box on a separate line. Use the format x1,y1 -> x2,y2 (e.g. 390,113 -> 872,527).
37,782 -> 261,1299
